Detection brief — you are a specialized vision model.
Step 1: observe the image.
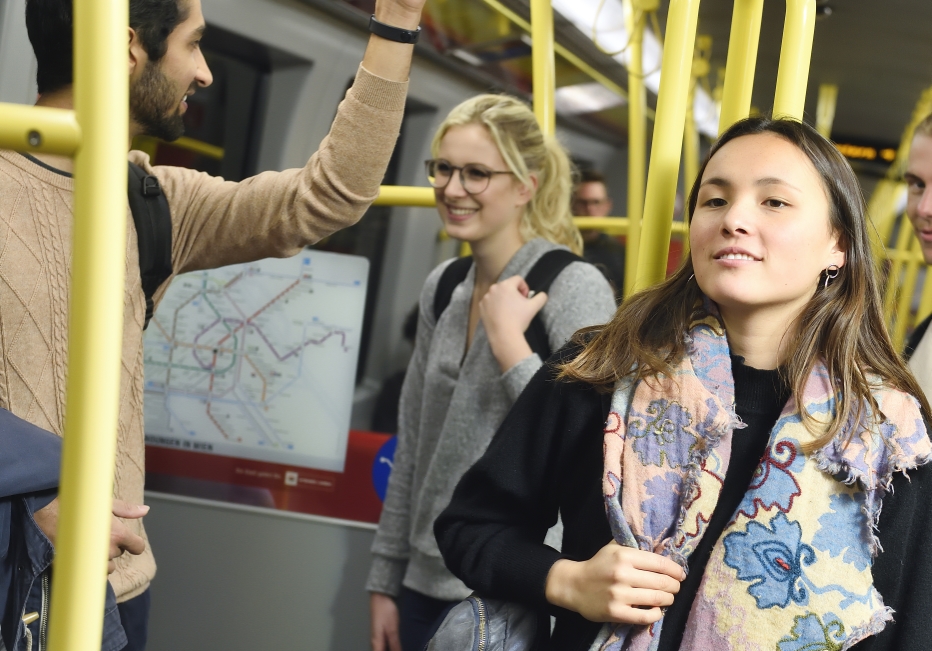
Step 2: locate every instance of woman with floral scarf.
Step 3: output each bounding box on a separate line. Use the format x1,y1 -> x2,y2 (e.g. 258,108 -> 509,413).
435,116 -> 932,651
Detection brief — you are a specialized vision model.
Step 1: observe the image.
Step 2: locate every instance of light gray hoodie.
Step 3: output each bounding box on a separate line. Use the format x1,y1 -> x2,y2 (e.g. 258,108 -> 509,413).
367,238 -> 617,600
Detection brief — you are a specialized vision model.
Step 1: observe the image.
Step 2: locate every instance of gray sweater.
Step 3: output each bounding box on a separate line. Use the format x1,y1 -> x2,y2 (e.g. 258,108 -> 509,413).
366,238 -> 617,601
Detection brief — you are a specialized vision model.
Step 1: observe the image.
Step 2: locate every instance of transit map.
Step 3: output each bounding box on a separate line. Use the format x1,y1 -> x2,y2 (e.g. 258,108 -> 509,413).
143,250 -> 368,472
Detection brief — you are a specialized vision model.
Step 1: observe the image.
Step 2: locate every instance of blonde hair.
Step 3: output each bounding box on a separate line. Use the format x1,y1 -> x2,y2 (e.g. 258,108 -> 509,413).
915,112 -> 932,138
431,94 -> 583,255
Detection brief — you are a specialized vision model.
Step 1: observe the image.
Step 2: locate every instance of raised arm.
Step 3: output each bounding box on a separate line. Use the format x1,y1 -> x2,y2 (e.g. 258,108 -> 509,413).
148,0 -> 429,277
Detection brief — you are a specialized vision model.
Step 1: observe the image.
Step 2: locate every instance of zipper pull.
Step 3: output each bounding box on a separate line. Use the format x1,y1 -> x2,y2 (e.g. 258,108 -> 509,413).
22,612 -> 39,625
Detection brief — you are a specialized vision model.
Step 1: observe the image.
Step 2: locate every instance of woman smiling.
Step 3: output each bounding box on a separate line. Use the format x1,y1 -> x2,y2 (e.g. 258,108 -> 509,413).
435,116 -> 932,651
366,95 -> 616,651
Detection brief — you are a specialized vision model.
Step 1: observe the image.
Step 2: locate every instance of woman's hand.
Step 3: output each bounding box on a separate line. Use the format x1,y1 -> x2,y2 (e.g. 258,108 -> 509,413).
544,542 -> 685,625
370,592 -> 402,651
479,275 -> 548,373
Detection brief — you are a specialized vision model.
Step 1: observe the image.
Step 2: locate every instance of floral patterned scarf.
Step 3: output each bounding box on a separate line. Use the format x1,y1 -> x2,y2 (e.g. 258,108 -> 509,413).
592,307 -> 931,651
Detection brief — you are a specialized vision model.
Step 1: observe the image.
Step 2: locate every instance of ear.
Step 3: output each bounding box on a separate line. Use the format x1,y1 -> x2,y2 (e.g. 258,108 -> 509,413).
827,231 -> 847,269
128,27 -> 148,79
515,173 -> 538,208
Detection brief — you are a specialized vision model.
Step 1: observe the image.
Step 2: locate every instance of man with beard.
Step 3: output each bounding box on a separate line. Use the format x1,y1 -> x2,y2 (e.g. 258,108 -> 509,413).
2,0 -> 426,647
904,113 -> 932,399
572,169 -> 625,300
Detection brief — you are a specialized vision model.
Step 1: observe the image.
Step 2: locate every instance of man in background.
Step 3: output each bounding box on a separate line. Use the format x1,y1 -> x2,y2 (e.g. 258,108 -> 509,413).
903,112 -> 932,399
572,168 -> 625,299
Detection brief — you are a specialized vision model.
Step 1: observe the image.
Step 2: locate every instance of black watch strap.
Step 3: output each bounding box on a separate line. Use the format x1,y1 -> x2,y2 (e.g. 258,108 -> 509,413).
368,15 -> 421,44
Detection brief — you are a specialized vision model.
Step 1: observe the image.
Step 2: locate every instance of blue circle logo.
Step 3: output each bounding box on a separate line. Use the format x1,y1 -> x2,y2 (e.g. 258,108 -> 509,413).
372,436 -> 397,502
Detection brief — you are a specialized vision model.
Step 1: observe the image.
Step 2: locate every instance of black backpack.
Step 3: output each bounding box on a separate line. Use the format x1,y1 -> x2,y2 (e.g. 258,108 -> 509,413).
127,162 -> 173,330
432,249 -> 583,362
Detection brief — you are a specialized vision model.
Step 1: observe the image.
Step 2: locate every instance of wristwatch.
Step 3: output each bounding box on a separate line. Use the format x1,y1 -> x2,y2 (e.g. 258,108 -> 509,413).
368,15 -> 421,44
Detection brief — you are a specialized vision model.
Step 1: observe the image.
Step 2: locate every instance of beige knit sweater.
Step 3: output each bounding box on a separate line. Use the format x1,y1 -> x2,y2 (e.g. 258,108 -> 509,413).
0,65 -> 407,601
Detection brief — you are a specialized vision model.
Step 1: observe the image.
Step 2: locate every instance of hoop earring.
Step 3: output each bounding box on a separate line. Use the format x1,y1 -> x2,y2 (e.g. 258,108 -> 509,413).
823,264 -> 840,289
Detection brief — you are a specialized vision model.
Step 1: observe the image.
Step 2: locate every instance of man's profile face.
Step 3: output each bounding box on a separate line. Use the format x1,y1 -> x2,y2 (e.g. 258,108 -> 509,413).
905,134 -> 932,264
130,0 -> 213,141
572,181 -> 613,217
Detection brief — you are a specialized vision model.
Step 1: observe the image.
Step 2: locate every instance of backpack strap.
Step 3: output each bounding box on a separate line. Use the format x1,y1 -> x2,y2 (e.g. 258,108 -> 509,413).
433,256 -> 474,323
431,249 -> 583,362
127,162 -> 173,330
522,249 -> 585,362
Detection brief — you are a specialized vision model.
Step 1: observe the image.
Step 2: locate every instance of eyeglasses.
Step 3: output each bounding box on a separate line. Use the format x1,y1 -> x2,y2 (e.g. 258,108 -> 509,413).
425,159 -> 514,195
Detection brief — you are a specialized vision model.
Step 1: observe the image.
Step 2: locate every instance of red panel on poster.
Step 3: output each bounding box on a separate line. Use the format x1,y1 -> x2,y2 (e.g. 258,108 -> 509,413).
146,430 -> 392,524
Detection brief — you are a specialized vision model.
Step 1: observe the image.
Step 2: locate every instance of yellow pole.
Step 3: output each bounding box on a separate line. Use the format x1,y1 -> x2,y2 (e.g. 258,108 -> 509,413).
374,185 -> 436,207
47,0 -> 129,647
623,0 -> 647,297
479,0 -> 631,107
718,0 -> 764,134
0,103 -> 80,154
815,83 -> 838,139
883,219 -> 913,326
772,0 -> 816,120
530,0 -> 556,135
633,0 -> 701,292
892,236 -> 924,350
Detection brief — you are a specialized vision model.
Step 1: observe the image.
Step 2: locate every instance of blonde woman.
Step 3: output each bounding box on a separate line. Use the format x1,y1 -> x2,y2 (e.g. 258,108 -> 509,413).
366,95 -> 616,651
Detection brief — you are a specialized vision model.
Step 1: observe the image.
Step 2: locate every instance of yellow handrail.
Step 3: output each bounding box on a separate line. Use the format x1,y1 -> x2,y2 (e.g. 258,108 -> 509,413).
478,0 -> 631,106
530,0 -> 556,135
575,216 -> 689,236
623,0 -> 647,297
815,83 -> 839,138
718,0 -> 764,133
0,103 -> 81,155
373,185 -> 436,207
632,0 -> 701,293
45,0 -> 130,649
772,0 -> 816,120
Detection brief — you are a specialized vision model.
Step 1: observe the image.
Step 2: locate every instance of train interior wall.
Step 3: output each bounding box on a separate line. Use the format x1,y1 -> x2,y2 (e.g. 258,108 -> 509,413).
0,0 -> 625,647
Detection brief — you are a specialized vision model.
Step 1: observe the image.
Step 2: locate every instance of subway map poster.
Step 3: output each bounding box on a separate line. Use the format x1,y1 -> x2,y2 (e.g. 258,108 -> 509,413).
143,250 -> 368,473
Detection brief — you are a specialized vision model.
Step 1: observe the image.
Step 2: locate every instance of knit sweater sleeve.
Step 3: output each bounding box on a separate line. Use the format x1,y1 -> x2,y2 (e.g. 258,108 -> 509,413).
435,343 -> 605,610
501,261 -> 616,403
847,462 -> 932,651
366,260 -> 451,597
136,64 -> 407,280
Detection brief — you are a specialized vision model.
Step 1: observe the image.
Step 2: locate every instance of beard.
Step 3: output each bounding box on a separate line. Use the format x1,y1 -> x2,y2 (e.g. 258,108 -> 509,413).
130,61 -> 186,142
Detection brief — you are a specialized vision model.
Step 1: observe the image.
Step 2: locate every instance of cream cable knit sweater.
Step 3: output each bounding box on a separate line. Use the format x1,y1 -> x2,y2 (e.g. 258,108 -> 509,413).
0,64 -> 407,601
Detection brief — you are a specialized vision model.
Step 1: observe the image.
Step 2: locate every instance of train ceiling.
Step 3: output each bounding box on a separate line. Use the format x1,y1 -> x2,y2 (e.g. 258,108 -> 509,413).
332,0 -> 932,152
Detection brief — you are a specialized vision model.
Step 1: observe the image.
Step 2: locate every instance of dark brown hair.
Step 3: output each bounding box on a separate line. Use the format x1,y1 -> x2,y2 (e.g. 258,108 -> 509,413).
561,116 -> 931,450
26,0 -> 188,94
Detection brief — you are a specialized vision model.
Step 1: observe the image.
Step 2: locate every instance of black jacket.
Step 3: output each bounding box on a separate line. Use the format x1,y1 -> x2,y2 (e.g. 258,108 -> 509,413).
904,313 -> 932,361
435,344 -> 932,651
0,409 -> 126,651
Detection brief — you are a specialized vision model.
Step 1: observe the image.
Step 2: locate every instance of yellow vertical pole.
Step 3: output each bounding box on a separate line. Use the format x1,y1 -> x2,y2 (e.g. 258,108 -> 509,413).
633,0 -> 701,292
718,0 -> 764,134
684,39 -> 710,195
884,220 -> 913,326
46,0 -> 129,647
815,83 -> 839,139
893,237 -> 924,349
530,0 -> 556,135
772,0 -> 816,120
623,0 -> 647,297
